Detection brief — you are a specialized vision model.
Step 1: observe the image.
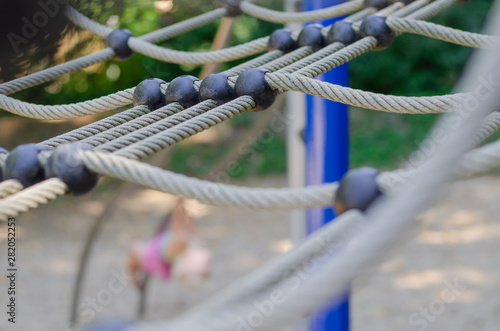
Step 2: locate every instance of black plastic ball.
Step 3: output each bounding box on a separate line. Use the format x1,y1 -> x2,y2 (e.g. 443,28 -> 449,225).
297,24 -> 325,52
364,0 -> 391,9
326,19 -> 359,45
234,68 -> 278,112
4,144 -> 48,187
334,167 -> 383,215
83,317 -> 134,331
0,147 -> 8,181
268,28 -> 298,53
219,0 -> 242,17
199,72 -> 235,105
165,75 -> 200,108
359,14 -> 395,50
105,28 -> 134,61
133,78 -> 167,110
46,143 -> 99,195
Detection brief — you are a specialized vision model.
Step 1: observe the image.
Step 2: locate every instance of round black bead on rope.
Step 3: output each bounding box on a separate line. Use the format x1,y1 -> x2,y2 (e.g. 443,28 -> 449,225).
199,72 -> 235,105
268,28 -> 298,53
326,19 -> 359,46
83,317 -> 135,331
219,0 -> 243,17
105,28 -> 134,61
4,144 -> 48,187
46,143 -> 100,196
165,75 -> 200,108
297,24 -> 326,52
133,78 -> 167,110
234,68 -> 278,112
363,0 -> 391,9
333,167 -> 383,215
359,14 -> 395,50
0,147 -> 8,181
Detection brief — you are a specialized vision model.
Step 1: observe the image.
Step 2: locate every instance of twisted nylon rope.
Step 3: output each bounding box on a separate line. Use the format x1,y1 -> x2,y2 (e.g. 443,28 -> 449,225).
225,50 -> 283,75
455,138 -> 500,179
0,49 -> 116,96
64,5 -> 113,38
387,17 -> 498,48
0,88 -> 135,120
127,36 -> 269,65
0,180 -> 24,199
377,111 -> 500,191
80,103 -> 184,147
114,97 -> 254,159
266,72 -> 466,113
95,101 -> 217,154
82,151 -> 337,209
239,0 -> 363,23
40,105 -> 152,149
407,0 -> 461,21
139,8 -> 228,43
469,111 -> 500,147
0,179 -> 68,222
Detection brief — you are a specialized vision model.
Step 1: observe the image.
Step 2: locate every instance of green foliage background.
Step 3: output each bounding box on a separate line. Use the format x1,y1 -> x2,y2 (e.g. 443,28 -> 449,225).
4,0 -> 495,177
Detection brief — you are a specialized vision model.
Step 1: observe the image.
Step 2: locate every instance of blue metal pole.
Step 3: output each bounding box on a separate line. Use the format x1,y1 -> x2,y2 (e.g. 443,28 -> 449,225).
302,0 -> 350,330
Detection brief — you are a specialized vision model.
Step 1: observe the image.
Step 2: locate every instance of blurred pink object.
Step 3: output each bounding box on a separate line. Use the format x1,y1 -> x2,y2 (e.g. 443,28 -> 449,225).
140,234 -> 172,280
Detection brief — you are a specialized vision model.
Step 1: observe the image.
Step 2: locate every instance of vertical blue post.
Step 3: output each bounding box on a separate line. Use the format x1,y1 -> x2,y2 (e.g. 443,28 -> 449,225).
303,0 -> 350,330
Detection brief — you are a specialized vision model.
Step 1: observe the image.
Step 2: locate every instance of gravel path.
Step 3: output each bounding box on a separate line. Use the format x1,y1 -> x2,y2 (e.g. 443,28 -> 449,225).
0,175 -> 499,331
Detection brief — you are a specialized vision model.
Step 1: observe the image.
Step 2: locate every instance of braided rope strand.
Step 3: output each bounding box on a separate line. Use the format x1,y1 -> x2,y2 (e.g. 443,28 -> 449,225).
0,179 -> 68,222
387,17 -> 498,48
0,180 -> 24,199
266,72 -> 466,113
239,0 -> 364,23
0,88 -> 135,120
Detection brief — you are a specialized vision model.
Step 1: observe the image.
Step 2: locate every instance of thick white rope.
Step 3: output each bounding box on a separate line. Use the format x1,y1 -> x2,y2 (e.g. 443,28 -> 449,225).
387,17 -> 498,48
0,179 -> 68,222
0,180 -> 24,199
266,72 -> 467,113
82,150 -> 337,210
239,0 -> 364,23
0,88 -> 135,120
127,36 -> 269,65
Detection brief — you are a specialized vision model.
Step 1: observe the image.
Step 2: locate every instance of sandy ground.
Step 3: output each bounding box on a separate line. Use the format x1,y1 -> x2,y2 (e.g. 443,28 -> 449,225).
0,175 -> 499,331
